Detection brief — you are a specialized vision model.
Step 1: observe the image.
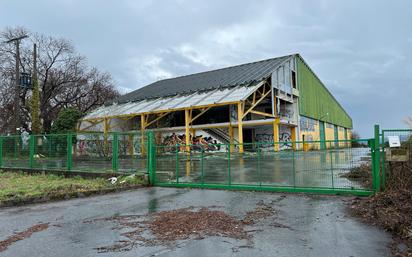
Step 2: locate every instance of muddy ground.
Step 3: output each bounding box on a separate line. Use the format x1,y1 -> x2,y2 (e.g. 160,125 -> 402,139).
0,188 -> 392,257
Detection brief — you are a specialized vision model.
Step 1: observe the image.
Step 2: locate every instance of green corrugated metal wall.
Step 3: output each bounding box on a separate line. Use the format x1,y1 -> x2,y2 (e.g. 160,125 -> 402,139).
296,56 -> 352,128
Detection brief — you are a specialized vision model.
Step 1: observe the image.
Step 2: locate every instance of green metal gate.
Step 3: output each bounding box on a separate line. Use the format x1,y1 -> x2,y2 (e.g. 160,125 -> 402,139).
147,129 -> 381,196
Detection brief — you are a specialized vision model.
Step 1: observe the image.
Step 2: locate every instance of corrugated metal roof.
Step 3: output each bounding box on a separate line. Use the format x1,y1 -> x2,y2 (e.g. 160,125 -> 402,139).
83,82 -> 263,120
115,54 -> 293,103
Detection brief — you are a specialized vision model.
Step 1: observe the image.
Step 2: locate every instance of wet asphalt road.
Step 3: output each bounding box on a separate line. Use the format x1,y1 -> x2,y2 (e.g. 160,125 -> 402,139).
0,188 -> 391,257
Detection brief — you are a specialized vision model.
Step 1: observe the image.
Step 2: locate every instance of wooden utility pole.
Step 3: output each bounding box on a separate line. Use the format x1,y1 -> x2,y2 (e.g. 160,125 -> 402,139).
14,40 -> 21,132
6,35 -> 28,134
31,43 -> 42,134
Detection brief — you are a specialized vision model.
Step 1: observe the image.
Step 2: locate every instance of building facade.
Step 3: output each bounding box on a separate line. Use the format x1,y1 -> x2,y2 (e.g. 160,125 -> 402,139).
78,54 -> 352,153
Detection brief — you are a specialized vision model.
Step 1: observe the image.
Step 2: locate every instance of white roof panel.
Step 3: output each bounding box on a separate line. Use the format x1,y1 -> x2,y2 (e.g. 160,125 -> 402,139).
82,83 -> 263,120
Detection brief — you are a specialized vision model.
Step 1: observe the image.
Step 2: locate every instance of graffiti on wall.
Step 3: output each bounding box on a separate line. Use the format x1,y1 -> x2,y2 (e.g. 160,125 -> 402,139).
254,125 -> 292,149
161,132 -> 222,152
279,125 -> 292,150
255,126 -> 273,147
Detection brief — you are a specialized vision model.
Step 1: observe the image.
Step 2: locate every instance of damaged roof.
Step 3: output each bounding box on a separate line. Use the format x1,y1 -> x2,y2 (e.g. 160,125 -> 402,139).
115,54 -> 294,103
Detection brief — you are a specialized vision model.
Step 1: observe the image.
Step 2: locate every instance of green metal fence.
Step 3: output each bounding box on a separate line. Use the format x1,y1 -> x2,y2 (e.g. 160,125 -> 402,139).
0,132 -> 146,174
150,137 -> 377,196
0,126 -> 389,196
381,128 -> 412,190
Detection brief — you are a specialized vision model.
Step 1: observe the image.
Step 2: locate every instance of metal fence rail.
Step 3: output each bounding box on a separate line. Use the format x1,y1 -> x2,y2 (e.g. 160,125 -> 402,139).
381,128 -> 412,188
0,132 -> 146,174
0,126 -> 387,196
152,139 -> 375,195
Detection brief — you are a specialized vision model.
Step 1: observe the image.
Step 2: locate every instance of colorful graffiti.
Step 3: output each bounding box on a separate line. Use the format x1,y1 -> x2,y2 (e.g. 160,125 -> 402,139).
161,132 -> 221,152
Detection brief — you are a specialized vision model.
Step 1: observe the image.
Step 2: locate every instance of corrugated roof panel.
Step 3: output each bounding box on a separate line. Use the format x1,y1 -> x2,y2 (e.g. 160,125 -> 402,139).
114,54 -> 293,103
82,83 -> 261,120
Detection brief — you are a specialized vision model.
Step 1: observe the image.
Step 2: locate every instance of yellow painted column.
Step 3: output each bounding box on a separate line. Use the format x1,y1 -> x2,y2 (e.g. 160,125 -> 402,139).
128,134 -> 133,155
237,102 -> 244,153
291,126 -> 297,150
273,118 -> 280,151
104,118 -> 110,155
185,109 -> 191,153
140,114 -> 146,155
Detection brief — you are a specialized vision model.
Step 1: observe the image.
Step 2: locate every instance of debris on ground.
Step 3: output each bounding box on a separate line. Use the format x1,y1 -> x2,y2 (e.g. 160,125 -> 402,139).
149,207 -> 249,242
90,203 -> 279,253
0,223 -> 49,252
108,177 -> 117,184
241,200 -> 277,225
341,163 -> 372,188
349,162 -> 412,257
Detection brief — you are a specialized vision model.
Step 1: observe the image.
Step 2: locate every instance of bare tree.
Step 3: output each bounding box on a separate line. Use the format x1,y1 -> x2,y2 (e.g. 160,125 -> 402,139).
0,27 -> 119,133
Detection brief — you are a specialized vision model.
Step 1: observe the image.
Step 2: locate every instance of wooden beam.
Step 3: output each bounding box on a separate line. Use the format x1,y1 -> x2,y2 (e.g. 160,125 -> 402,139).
237,102 -> 244,153
273,118 -> 280,151
191,107 -> 212,123
145,112 -> 170,128
104,118 -> 110,155
117,115 -> 138,121
140,114 -> 146,154
242,88 -> 272,119
128,134 -> 134,155
250,110 -> 275,118
291,126 -> 297,150
77,119 -> 103,132
185,109 -> 191,152
104,118 -> 109,133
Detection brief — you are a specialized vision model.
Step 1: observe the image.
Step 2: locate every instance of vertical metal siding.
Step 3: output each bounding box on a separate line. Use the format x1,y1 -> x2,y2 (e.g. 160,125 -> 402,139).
296,56 -> 353,128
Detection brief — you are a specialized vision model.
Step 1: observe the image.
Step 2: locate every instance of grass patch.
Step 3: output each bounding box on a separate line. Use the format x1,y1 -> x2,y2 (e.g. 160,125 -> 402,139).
0,170 -> 142,205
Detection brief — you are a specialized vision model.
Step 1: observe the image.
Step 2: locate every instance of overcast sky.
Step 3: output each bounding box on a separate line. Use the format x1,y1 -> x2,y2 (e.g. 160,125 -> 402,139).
1,0 -> 411,136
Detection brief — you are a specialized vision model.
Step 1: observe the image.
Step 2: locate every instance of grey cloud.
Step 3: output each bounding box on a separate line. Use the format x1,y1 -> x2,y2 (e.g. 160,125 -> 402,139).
1,0 -> 411,136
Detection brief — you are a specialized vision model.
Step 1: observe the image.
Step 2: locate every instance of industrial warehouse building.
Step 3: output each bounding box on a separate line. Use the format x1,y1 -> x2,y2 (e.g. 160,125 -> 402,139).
78,54 -> 352,153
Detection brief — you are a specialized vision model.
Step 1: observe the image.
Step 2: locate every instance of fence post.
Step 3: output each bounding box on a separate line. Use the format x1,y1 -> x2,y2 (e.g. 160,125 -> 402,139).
227,144 -> 231,186
330,149 -> 334,190
146,131 -> 156,186
175,144 -> 179,184
292,148 -> 296,188
373,124 -> 381,191
150,132 -> 156,184
112,133 -> 119,172
258,143 -> 261,187
201,145 -> 204,185
381,130 -> 386,190
29,135 -> 35,169
0,136 -> 3,168
67,134 -> 72,171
